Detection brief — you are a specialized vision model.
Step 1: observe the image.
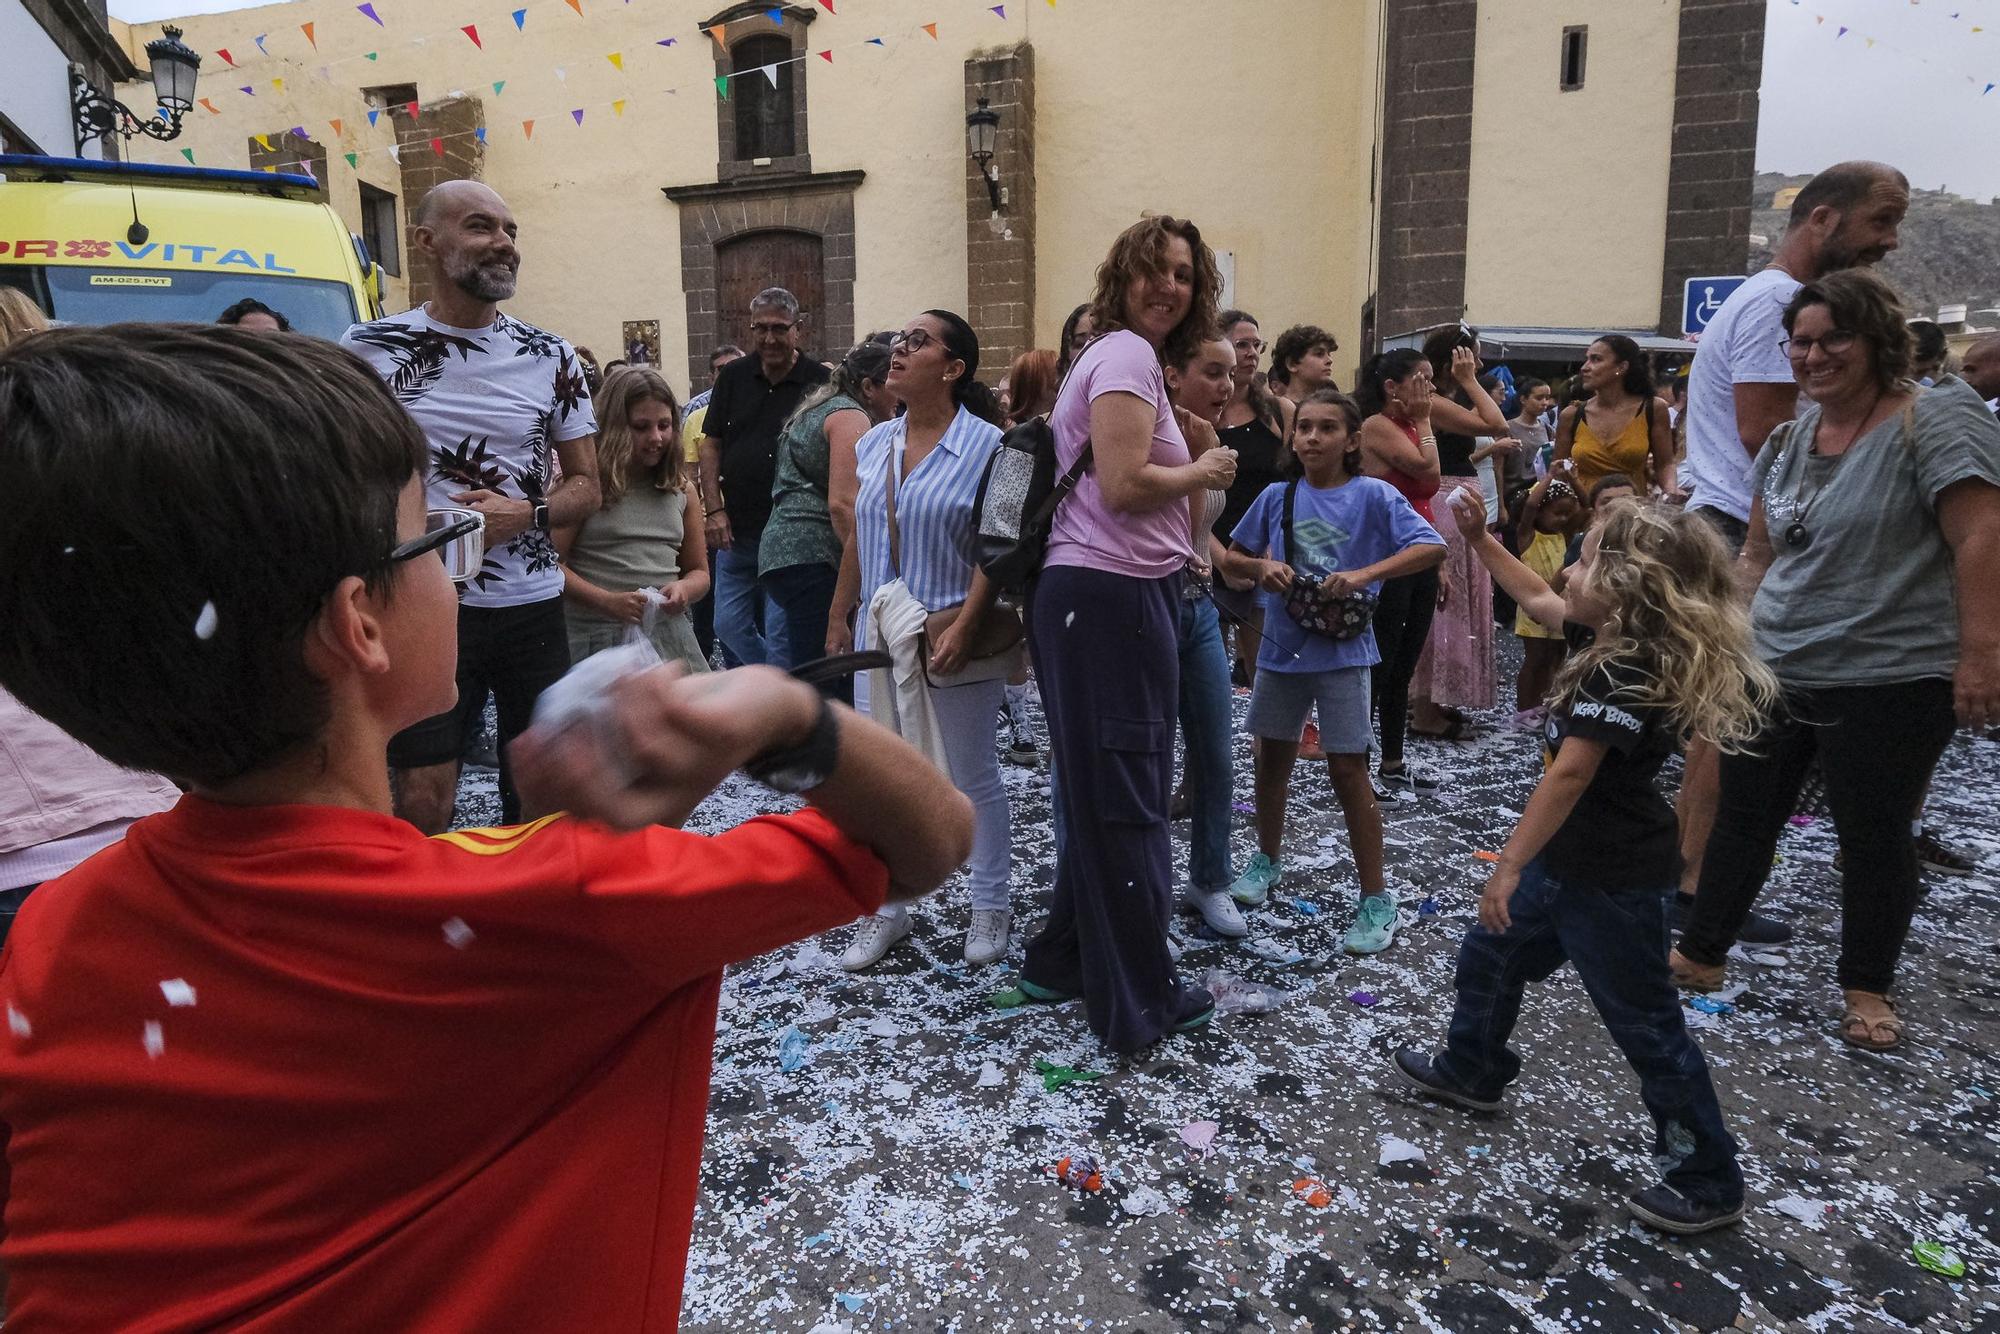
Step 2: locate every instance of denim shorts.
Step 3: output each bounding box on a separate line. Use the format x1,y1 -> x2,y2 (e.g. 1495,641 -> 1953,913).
1245,665 -> 1373,751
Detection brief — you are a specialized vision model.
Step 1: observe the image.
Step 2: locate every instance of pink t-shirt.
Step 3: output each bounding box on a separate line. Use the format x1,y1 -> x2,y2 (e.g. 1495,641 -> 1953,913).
1044,330 -> 1195,579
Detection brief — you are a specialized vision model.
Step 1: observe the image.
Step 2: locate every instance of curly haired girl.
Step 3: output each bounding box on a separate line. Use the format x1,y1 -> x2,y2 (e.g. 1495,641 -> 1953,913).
1392,490 -> 1776,1237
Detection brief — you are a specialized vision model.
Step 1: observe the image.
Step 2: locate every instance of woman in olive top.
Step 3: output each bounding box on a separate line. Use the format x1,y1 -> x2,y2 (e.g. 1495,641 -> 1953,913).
1554,334 -> 1676,498
556,367 -> 711,673
761,335 -> 896,699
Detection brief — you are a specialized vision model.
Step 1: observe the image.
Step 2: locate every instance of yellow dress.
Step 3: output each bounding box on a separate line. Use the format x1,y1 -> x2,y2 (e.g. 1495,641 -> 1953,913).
1570,405 -> 1652,496
1515,529 -> 1567,640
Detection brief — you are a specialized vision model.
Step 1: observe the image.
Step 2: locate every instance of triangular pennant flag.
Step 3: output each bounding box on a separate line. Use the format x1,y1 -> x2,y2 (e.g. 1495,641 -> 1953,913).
217,48 -> 236,67
566,0 -> 583,13
1837,24 -> 1848,35
554,66 -> 568,82
365,51 -> 379,60
867,36 -> 885,45
198,97 -> 220,113
405,99 -> 420,117
1865,36 -> 1874,45
301,21 -> 316,49
345,152 -> 358,167
612,99 -> 626,116
922,22 -> 938,39
318,65 -> 332,81
463,24 -> 481,47
387,143 -> 400,163
254,133 -> 274,151
254,34 -> 269,55
1987,83 -> 1997,94
476,126 -> 487,142
990,3 -> 1005,15
608,52 -> 624,70
523,119 -> 536,138
431,137 -> 444,157
760,63 -> 779,87
240,85 -> 255,96
367,108 -> 381,126
766,6 -> 783,21
493,80 -> 506,94
716,74 -> 730,97
290,125 -> 308,138
705,24 -> 727,43
571,107 -> 585,125
512,7 -> 527,29
657,37 -> 677,46
357,3 -> 381,26
818,49 -> 833,62
817,0 -> 835,11
181,147 -> 196,163
272,78 -> 285,92
330,117 -> 344,136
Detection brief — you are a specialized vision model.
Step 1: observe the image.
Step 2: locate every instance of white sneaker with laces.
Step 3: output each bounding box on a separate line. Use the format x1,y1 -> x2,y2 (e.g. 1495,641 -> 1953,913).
1182,888 -> 1249,939
839,911 -> 911,971
964,908 -> 1013,966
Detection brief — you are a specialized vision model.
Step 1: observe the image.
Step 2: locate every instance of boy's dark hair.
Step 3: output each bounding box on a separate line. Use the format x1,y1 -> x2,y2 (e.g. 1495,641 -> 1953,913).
0,324 -> 427,786
1589,473 -> 1637,505
1268,323 -> 1336,388
216,297 -> 292,331
1278,387 -> 1362,481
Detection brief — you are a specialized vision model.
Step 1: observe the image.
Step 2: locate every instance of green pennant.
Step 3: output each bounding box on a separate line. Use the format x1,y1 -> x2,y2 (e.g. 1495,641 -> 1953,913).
364,51 -> 378,60
492,80 -> 506,95
344,152 -> 359,168
180,148 -> 196,164
715,74 -> 729,98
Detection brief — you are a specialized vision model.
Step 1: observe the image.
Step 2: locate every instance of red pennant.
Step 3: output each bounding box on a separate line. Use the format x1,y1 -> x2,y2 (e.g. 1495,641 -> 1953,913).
431,137 -> 444,157
817,0 -> 835,10
462,24 -> 481,47
405,99 -> 420,117
818,49 -> 833,62
217,48 -> 236,67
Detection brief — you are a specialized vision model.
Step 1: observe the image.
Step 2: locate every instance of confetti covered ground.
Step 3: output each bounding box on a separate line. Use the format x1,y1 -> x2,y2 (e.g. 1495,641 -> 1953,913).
455,655 -> 2000,1334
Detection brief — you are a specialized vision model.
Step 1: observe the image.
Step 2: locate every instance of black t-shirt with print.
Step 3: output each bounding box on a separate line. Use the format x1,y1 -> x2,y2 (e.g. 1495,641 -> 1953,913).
702,352 -> 830,540
1539,624 -> 1682,889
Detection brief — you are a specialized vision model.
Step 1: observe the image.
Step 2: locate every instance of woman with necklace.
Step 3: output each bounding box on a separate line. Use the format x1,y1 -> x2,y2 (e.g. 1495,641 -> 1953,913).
1672,269 -> 2000,1052
1211,310 -> 1296,686
1553,334 -> 1676,499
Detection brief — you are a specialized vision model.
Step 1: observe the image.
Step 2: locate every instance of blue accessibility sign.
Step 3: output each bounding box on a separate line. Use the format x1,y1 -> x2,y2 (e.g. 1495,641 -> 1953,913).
1683,276 -> 1748,336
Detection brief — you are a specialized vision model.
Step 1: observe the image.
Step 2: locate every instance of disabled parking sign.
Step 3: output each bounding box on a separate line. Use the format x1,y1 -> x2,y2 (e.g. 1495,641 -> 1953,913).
1683,276 -> 1748,336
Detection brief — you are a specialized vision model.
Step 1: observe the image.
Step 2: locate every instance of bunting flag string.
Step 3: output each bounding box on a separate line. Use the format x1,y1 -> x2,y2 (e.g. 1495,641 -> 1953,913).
1782,0 -> 2000,101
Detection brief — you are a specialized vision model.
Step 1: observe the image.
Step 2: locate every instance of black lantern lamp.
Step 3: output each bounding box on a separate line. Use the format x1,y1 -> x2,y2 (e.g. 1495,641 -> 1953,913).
71,25 -> 203,153
966,95 -> 1001,213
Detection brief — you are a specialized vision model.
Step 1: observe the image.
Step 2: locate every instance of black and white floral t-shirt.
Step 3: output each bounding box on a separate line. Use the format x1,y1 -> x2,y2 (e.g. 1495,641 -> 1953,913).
342,307 -> 598,609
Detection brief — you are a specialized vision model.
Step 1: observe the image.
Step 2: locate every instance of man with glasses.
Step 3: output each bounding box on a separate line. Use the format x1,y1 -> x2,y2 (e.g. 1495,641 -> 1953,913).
698,288 -> 829,669
342,179 -> 601,834
1674,160 -> 1909,940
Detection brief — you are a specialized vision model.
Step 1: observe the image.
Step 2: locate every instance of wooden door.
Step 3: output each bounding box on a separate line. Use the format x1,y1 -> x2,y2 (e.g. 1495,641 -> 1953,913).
716,229 -> 825,359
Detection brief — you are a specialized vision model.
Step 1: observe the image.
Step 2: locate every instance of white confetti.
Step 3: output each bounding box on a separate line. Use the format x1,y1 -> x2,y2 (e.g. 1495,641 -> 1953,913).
1120,1184 -> 1173,1217
142,1020 -> 165,1059
442,917 -> 475,949
159,978 -> 197,1008
193,600 -> 219,640
7,1003 -> 31,1038
1378,1135 -> 1426,1166
865,1017 -> 901,1038
1769,1194 -> 1829,1228
881,1079 -> 913,1100
1064,611 -> 1075,627
975,1060 -> 1005,1087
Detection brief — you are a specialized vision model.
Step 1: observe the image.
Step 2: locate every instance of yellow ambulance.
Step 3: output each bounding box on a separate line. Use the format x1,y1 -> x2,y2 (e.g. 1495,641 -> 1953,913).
0,154 -> 383,339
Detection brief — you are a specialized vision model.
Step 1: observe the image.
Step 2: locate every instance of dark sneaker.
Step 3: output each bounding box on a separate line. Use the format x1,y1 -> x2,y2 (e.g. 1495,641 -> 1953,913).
1390,1047 -> 1503,1113
1670,894 -> 1791,946
1172,987 -> 1217,1034
1627,1183 -> 1745,1235
1917,828 -> 1978,877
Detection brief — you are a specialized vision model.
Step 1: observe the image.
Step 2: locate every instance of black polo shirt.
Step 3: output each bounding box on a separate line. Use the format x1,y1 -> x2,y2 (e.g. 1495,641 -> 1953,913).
703,352 -> 830,540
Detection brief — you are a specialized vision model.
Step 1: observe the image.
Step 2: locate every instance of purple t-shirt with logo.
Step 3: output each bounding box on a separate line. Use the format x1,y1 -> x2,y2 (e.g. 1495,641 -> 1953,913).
1043,329 -> 1195,579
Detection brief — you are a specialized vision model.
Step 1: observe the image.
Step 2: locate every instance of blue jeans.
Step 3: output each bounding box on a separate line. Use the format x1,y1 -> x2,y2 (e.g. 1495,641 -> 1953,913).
1437,857 -> 1743,1207
762,560 -> 848,702
1177,594 -> 1233,892
714,535 -> 788,670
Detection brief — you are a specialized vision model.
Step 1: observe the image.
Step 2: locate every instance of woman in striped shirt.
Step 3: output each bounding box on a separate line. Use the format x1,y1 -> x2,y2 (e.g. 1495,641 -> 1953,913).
831,310 -> 1015,971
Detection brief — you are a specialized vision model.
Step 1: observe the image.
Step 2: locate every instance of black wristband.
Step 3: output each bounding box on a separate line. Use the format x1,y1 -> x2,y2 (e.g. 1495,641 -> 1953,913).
742,692 -> 840,794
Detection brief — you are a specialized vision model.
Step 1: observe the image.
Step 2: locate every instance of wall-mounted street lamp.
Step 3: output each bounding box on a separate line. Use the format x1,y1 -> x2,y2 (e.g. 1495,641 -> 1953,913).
71,25 -> 203,154
966,95 -> 1001,213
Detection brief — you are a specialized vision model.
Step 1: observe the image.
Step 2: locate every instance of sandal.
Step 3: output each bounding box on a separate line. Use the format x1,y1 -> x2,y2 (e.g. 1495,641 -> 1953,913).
1840,991 -> 1903,1052
1668,949 -> 1725,993
1409,718 -> 1471,742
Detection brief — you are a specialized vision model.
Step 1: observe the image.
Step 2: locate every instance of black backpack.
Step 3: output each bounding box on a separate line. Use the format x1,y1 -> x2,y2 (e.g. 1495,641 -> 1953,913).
971,336 -> 1104,594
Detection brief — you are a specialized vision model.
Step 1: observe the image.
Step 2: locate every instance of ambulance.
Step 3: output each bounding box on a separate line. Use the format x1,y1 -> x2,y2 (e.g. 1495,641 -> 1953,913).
0,154 -> 384,339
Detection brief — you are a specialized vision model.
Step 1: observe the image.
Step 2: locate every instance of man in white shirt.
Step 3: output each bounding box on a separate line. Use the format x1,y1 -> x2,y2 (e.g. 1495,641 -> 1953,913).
1962,334 -> 2000,417
1675,161 -> 1909,940
343,181 -> 601,833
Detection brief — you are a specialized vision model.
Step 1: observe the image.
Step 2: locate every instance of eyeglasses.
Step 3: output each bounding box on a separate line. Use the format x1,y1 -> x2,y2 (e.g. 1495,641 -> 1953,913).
749,321 -> 795,337
1232,338 -> 1267,354
1779,330 -> 1856,360
390,507 -> 485,584
889,328 -> 936,353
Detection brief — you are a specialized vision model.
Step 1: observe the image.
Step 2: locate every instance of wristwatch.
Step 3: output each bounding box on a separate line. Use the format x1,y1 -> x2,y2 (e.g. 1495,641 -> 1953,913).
532,502 -> 551,531
743,693 -> 841,793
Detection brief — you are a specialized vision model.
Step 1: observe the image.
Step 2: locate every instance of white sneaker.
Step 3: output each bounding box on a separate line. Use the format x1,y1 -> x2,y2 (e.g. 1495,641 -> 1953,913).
839,912 -> 911,971
1182,888 -> 1249,939
964,908 -> 1013,966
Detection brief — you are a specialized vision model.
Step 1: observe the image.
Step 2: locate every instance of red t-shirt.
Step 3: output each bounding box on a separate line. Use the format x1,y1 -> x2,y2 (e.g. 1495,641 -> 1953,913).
0,796 -> 887,1331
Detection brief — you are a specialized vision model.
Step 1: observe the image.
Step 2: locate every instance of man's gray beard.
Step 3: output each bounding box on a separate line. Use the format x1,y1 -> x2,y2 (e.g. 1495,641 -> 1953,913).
450,259 -> 517,302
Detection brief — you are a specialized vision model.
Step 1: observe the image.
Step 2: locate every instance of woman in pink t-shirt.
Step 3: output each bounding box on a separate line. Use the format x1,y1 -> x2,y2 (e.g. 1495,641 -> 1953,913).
995,216 -> 1238,1054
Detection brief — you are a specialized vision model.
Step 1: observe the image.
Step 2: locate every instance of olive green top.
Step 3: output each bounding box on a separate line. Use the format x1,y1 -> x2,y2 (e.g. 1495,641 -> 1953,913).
761,393 -> 862,576
566,481 -> 689,618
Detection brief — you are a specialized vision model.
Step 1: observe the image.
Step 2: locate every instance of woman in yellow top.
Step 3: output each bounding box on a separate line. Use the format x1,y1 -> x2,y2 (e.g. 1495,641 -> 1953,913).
1554,334 -> 1676,497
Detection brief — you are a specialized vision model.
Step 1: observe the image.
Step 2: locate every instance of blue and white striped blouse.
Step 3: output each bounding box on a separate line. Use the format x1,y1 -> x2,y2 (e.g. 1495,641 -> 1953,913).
853,406 -> 1004,643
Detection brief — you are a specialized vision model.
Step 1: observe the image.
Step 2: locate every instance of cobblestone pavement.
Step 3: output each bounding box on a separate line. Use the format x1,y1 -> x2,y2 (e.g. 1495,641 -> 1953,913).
456,664 -> 2000,1333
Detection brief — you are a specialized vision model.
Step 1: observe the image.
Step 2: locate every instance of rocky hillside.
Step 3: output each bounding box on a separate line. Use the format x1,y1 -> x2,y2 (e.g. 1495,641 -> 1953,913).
1747,170 -> 2000,321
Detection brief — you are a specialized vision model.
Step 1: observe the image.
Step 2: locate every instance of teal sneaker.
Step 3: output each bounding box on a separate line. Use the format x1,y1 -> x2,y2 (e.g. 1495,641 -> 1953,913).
1229,853 -> 1282,906
1342,891 -> 1400,955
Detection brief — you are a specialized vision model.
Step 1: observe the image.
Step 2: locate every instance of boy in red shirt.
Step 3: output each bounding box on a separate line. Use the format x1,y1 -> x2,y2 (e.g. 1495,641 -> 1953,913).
0,325 -> 972,1331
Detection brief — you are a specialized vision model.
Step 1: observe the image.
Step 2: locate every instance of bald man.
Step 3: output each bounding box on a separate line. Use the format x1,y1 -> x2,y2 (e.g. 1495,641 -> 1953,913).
1961,334 -> 2000,415
342,180 -> 601,833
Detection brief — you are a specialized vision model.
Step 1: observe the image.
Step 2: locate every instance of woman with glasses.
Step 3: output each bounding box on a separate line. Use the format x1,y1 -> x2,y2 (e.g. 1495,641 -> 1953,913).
1672,268 -> 2000,1052
1212,310 -> 1295,687
994,216 -> 1238,1054
830,311 -> 1016,972
555,367 -> 712,674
